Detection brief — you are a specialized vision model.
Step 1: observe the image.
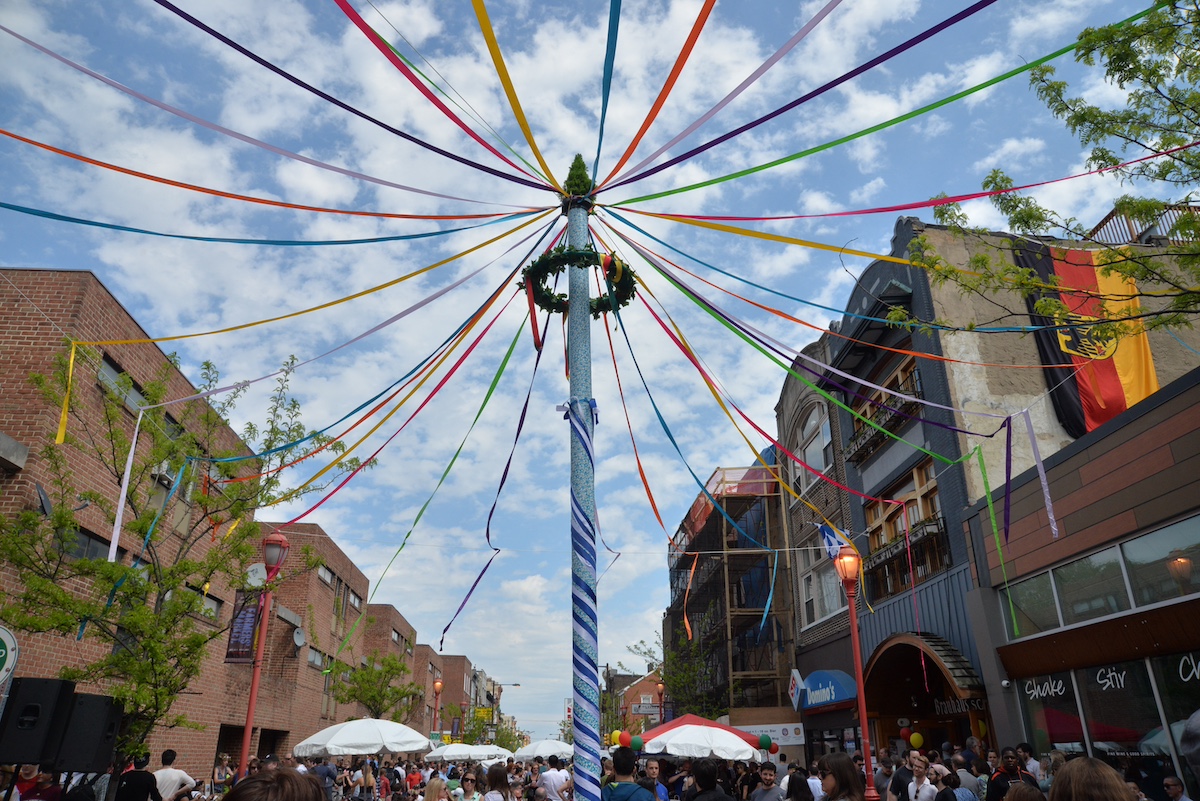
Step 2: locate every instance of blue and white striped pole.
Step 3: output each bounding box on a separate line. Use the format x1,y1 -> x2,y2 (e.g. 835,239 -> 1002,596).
565,197 -> 600,801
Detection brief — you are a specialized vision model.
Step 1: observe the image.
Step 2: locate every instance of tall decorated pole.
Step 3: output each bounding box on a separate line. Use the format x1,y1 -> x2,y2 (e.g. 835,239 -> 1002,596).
518,156 -> 636,801
563,155 -> 601,801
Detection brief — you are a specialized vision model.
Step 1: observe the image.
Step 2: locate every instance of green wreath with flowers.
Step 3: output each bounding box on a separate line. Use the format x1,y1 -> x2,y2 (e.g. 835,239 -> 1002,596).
518,246 -> 637,319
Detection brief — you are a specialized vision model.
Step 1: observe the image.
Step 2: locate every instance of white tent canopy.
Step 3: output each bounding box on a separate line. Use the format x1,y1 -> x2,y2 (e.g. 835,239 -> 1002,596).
427,743 -> 514,762
513,740 -> 573,761
293,719 -> 431,758
643,725 -> 760,761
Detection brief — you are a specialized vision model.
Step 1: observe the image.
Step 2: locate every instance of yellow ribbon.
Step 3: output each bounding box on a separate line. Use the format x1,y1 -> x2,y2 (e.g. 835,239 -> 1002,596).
471,0 -> 561,193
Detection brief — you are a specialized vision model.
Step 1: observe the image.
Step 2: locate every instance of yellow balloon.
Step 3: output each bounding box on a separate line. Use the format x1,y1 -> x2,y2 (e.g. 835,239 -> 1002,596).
979,722 -> 988,737
611,731 -> 622,746
910,732 -> 924,749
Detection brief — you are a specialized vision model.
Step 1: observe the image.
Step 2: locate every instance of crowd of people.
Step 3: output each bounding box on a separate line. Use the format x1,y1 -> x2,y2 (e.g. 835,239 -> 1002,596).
2,739 -> 1191,801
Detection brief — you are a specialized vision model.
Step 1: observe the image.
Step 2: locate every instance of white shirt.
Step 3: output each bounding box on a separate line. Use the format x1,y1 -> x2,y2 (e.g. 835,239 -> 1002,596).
908,778 -> 937,801
538,769 -> 570,801
806,776 -> 824,801
154,768 -> 196,801
1024,759 -> 1041,781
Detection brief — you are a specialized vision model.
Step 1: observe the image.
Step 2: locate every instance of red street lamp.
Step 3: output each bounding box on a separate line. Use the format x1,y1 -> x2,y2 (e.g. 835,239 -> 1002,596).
656,681 -> 665,723
238,530 -> 291,780
834,545 -> 880,801
433,678 -> 444,737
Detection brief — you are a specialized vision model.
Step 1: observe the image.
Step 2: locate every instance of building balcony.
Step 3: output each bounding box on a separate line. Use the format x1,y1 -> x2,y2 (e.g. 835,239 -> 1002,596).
844,372 -> 923,464
864,515 -> 951,602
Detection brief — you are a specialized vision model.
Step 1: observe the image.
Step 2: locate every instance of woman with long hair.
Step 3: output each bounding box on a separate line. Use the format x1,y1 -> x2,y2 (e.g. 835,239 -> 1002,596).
785,768 -> 814,801
816,753 -> 863,801
482,765 -> 513,801
423,779 -> 451,801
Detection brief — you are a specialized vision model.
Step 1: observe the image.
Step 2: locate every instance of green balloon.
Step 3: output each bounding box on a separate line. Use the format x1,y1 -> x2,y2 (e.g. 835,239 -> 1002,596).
759,734 -> 772,749
631,736 -> 644,751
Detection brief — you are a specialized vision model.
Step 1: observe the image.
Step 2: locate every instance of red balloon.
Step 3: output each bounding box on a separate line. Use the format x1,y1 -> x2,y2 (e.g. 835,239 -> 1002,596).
769,743 -> 780,755
900,727 -> 912,741
619,731 -> 632,748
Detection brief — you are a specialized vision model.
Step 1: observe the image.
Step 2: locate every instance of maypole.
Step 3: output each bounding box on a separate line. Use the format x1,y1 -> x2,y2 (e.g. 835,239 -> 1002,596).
518,156 -> 636,801
563,156 -> 601,801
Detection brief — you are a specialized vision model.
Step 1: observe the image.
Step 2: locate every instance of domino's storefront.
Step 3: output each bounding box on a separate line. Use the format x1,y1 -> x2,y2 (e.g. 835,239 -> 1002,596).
793,666 -> 865,765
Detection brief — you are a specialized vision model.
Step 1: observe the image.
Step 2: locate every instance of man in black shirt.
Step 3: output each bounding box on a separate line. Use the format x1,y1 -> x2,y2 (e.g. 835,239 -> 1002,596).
115,757 -> 163,801
887,750 -> 919,801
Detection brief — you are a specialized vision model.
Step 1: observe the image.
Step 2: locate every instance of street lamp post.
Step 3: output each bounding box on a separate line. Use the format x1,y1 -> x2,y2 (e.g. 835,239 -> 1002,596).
656,681 -> 665,725
834,545 -> 880,801
238,530 -> 290,780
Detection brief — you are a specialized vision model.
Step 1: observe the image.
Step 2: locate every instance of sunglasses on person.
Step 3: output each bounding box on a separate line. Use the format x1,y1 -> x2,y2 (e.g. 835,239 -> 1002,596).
463,779 -> 476,784
818,771 -> 830,779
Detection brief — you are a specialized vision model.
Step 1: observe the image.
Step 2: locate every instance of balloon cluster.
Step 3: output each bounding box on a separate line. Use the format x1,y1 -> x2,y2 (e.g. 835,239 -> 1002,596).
898,728 -> 924,748
610,730 -> 644,751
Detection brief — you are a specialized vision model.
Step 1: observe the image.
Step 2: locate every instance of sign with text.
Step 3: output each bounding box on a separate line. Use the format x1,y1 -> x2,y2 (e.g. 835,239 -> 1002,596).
739,723 -> 805,747
802,669 -> 857,709
788,670 -> 805,711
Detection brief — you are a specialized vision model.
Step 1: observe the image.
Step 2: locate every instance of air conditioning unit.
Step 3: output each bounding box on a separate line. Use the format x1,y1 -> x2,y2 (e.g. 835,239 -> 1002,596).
150,461 -> 174,487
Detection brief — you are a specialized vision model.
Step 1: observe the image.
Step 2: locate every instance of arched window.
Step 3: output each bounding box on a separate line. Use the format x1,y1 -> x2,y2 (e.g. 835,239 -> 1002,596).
792,404 -> 832,495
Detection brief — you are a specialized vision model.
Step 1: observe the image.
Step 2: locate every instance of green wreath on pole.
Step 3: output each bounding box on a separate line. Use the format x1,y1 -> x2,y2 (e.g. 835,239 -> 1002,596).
519,246 -> 637,319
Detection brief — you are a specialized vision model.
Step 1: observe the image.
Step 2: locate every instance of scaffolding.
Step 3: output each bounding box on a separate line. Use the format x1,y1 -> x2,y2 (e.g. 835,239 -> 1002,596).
665,458 -> 793,713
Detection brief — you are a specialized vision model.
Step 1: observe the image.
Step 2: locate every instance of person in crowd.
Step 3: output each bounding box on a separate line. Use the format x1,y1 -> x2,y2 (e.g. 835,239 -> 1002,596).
379,770 -> 391,801
601,748 -> 653,801
1037,751 -> 1065,795
423,780 -> 450,801
481,765 -> 514,801
941,769 -> 972,801
906,755 -> 935,801
226,768 -> 323,801
803,766 -> 823,801
968,763 -> 988,801
873,759 -> 894,801
668,762 -> 692,800
998,785 -> 1041,801
314,759 -> 337,801
1044,757 -> 1129,801
215,756 -> 236,795
1012,748 -> 1037,785
453,772 -> 480,801
115,757 -> 163,801
692,759 -> 731,801
948,758 -> 978,801
537,758 -> 571,801
888,751 -> 919,801
23,765 -> 62,801
14,765 -> 41,798
783,768 -> 813,801
850,757 -> 865,790
738,765 -> 760,801
815,754 -> 862,801
959,742 -> 980,769
750,764 -> 784,801
983,756 -> 998,779
984,750 -> 1036,801
1126,781 -> 1147,801
645,761 -> 668,801
155,751 -> 196,801
406,767 -> 422,794
1162,775 -> 1194,801
927,766 -> 955,801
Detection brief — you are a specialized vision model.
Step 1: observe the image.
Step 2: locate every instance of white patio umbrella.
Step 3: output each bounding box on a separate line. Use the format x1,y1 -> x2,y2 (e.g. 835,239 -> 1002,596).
427,743 -> 513,761
643,724 -> 760,761
293,718 -> 431,758
514,740 -> 574,761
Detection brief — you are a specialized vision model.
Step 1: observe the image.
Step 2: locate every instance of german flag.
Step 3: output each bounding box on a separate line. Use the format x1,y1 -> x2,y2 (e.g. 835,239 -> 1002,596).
1015,242 -> 1159,438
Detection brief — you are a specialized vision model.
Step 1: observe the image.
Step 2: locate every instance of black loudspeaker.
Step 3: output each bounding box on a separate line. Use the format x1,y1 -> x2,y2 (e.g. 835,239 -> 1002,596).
60,694 -> 123,773
0,677 -> 76,765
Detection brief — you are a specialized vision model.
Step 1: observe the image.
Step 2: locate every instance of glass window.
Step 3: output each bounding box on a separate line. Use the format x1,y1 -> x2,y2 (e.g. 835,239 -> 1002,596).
1075,660 -> 1169,787
318,565 -> 334,584
391,629 -> 401,643
349,591 -> 362,609
1003,573 -> 1060,640
792,406 -> 832,495
1054,547 -> 1131,625
799,535 -> 844,627
1149,651 -> 1200,797
1017,672 -> 1087,757
1122,515 -> 1200,606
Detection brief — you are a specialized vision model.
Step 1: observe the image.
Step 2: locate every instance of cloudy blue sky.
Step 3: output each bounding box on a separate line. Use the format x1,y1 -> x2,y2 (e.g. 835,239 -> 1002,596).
0,0 -> 1165,738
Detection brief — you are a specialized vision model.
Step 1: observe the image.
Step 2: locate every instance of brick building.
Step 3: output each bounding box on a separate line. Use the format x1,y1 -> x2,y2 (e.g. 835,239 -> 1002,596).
0,268 -> 489,781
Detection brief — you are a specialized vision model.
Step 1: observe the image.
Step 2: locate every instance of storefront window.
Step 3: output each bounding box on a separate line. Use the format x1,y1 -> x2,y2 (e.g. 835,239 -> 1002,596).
1122,515 -> 1200,606
1017,671 -> 1086,757
1003,572 -> 1060,640
1150,652 -> 1200,798
1054,546 -> 1131,625
1075,659 -> 1173,797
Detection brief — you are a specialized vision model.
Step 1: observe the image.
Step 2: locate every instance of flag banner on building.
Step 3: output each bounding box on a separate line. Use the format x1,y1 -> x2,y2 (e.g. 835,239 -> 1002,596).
1014,243 -> 1159,438
225,590 -> 260,663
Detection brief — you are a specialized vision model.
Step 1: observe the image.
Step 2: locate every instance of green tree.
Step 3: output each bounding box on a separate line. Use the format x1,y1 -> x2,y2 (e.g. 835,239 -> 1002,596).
623,631 -> 727,720
913,3 -> 1200,336
331,649 -> 424,721
0,347 -> 364,760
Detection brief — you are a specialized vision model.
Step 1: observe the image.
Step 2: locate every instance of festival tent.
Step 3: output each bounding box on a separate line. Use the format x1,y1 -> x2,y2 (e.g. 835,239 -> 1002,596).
427,743 -> 514,761
514,740 -> 574,761
638,714 -> 764,759
293,719 -> 430,757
